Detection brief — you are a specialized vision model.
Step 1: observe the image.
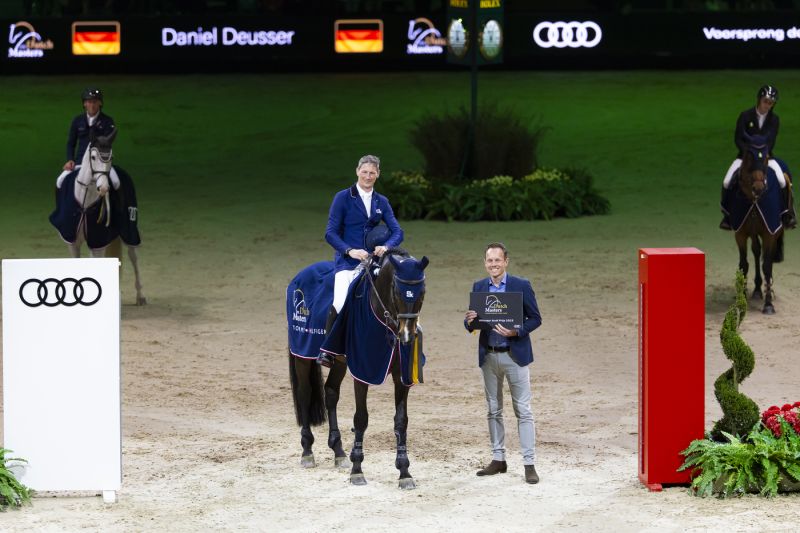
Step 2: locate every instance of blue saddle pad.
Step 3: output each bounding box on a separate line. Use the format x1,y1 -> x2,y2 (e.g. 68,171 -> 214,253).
287,261 -> 335,359
321,271 -> 425,386
49,171 -> 118,248
722,168 -> 784,234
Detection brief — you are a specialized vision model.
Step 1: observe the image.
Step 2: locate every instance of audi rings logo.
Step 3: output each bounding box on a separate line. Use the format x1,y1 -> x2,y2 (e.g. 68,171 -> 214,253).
533,21 -> 602,49
19,278 -> 102,307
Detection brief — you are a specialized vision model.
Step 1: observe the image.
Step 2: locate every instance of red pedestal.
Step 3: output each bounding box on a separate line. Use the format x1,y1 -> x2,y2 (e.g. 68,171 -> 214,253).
638,248 -> 705,491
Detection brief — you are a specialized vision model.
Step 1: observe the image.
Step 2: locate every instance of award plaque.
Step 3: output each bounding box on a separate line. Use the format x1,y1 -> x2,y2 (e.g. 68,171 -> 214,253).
469,291 -> 523,330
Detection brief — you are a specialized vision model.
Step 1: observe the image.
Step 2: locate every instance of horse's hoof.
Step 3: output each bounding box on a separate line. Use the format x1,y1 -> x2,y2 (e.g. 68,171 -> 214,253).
335,456 -> 351,469
300,454 -> 316,468
350,473 -> 367,485
399,477 -> 416,490
136,296 -> 147,306
752,289 -> 763,300
763,305 -> 776,315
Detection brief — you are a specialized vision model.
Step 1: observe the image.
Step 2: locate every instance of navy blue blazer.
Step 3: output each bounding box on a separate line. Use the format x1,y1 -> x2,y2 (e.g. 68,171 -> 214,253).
325,185 -> 403,272
464,274 -> 542,367
66,111 -> 116,163
735,107 -> 779,157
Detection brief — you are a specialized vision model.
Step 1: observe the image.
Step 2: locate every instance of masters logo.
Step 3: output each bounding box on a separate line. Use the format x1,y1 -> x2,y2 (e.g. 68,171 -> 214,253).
292,289 -> 310,323
407,17 -> 446,55
8,21 -> 54,58
484,294 -> 508,314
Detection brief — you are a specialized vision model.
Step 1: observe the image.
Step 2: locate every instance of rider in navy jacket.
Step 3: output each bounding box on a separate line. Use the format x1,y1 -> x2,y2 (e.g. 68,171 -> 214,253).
721,85 -> 796,229
325,184 -> 403,273
65,88 -> 116,168
317,155 -> 403,368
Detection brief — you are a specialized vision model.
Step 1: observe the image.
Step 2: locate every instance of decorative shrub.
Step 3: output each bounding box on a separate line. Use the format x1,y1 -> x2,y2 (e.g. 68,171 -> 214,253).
408,104 -> 545,183
711,270 -> 760,440
0,449 -> 31,510
679,272 -> 800,497
379,167 -> 610,222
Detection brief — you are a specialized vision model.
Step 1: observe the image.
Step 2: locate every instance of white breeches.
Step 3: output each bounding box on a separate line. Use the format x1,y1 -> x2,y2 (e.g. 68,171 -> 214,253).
57,166 -> 120,189
723,158 -> 785,188
332,267 -> 363,313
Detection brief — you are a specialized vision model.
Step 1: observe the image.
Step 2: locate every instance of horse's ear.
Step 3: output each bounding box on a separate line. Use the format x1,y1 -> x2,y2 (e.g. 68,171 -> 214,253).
389,254 -> 401,270
420,256 -> 429,270
105,127 -> 118,145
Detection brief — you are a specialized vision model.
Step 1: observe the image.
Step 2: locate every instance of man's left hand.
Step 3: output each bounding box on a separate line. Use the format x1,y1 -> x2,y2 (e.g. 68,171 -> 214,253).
374,245 -> 388,257
493,324 -> 518,337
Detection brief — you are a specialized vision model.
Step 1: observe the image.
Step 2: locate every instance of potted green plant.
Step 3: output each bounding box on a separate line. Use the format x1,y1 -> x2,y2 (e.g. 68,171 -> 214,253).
1,448 -> 31,510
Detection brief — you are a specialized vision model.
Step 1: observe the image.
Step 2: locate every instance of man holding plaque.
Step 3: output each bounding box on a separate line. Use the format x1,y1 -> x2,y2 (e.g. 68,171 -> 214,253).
464,242 -> 542,484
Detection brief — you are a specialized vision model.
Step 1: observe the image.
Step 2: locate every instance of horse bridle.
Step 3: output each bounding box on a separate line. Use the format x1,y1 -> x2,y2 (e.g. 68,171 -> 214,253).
77,145 -> 112,187
363,256 -> 425,332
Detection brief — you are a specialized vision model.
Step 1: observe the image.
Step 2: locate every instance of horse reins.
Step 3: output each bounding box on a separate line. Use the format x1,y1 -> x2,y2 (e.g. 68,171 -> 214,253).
362,255 -> 424,333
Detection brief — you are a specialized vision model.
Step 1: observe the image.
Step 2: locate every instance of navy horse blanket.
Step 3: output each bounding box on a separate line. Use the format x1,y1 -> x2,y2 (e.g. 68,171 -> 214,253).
289,265 -> 424,386
49,165 -> 141,249
287,261 -> 335,360
721,166 -> 785,235
321,271 -> 424,386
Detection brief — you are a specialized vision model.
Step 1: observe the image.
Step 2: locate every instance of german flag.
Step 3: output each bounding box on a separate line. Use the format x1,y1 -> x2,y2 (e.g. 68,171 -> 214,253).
72,21 -> 121,55
334,19 -> 383,53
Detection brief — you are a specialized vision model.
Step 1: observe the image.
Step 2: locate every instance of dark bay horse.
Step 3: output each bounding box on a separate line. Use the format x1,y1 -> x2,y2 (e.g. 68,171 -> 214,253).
732,142 -> 786,314
287,250 -> 428,489
344,251 -> 428,489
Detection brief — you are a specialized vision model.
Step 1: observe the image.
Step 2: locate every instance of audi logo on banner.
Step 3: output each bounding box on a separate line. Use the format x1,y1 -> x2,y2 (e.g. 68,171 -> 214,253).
19,277 -> 102,307
533,21 -> 602,49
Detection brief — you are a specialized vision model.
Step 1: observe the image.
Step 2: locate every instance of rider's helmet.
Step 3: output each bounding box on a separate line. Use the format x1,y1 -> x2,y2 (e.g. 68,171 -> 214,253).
81,87 -> 103,104
757,85 -> 778,103
365,224 -> 391,253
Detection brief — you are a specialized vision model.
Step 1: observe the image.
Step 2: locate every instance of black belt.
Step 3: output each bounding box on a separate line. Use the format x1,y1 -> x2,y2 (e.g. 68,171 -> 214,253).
486,346 -> 509,353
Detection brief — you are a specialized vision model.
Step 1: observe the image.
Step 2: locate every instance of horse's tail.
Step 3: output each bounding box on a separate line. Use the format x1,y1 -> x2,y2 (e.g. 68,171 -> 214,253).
288,351 -> 326,426
774,233 -> 785,263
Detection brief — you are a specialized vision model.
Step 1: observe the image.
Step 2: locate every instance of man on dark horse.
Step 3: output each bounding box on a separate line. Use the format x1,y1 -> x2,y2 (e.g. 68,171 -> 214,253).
317,154 -> 404,367
720,85 -> 796,230
57,87 -> 119,189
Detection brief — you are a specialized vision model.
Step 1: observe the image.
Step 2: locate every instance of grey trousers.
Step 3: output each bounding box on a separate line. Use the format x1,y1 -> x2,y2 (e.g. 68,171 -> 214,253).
481,351 -> 536,465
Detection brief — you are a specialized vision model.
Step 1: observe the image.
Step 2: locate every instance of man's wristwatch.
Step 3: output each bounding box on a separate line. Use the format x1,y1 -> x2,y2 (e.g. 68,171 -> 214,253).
345,248 -> 352,257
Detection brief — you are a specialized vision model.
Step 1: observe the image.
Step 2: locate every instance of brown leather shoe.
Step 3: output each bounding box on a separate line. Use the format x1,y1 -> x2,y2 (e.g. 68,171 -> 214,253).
476,460 -> 507,476
524,465 -> 540,484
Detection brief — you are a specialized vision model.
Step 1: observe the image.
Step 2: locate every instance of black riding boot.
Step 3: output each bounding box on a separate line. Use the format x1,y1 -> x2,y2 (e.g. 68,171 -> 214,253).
316,307 -> 338,368
782,185 -> 797,229
719,185 -> 732,230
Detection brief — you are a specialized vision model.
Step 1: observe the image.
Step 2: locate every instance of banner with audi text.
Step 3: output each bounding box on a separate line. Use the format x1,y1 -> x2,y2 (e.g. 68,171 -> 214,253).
4,12 -> 800,73
2,258 -> 121,494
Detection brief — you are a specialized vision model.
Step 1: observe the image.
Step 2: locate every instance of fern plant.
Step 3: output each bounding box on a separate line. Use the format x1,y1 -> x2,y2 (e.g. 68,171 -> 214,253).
679,420 -> 800,498
0,448 -> 31,510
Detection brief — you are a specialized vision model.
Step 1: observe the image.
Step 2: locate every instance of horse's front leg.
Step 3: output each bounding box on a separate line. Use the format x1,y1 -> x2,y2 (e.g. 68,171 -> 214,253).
735,233 -> 749,292
392,359 -> 415,489
751,236 -> 763,300
349,380 -> 369,485
325,357 -> 349,467
762,245 -> 776,315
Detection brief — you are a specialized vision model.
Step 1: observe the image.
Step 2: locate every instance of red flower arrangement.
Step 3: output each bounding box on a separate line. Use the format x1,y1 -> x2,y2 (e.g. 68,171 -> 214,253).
761,402 -> 800,437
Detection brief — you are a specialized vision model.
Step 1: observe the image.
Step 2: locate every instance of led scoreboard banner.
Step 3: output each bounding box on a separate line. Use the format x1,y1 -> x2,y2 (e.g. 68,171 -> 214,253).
5,11 -> 800,73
